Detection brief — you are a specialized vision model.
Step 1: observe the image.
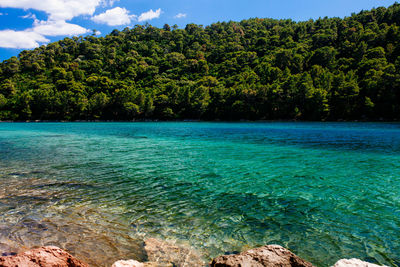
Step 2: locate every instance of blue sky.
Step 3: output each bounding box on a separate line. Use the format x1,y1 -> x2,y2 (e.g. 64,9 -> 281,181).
0,0 -> 397,61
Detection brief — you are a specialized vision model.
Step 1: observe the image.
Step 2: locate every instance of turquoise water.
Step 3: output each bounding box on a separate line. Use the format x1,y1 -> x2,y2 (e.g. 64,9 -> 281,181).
0,122 -> 399,266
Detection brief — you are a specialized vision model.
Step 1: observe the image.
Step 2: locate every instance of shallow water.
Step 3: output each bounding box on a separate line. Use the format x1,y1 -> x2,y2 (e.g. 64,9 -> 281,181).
0,122 -> 399,266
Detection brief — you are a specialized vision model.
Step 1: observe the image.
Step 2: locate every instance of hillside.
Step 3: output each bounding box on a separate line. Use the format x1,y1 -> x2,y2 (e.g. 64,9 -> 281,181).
0,3 -> 400,121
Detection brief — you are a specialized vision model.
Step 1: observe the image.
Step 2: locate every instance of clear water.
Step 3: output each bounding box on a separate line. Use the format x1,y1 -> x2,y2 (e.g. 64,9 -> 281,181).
0,122 -> 399,266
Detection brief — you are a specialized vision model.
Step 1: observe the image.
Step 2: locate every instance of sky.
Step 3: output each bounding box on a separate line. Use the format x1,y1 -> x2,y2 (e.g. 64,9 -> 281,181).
0,0 -> 397,61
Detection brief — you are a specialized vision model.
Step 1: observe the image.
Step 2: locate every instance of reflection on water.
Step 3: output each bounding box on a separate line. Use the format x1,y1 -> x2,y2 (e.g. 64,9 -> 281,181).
0,122 -> 400,267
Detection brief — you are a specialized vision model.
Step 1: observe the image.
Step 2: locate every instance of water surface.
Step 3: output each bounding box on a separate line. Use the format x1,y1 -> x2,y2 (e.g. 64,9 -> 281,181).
0,122 -> 399,266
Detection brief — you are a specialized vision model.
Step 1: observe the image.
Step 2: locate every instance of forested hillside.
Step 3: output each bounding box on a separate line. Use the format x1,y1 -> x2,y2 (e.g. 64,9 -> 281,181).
1,3 -> 400,121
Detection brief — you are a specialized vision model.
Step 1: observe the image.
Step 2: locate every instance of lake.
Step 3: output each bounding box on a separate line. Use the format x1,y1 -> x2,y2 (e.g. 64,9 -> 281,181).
0,122 -> 399,266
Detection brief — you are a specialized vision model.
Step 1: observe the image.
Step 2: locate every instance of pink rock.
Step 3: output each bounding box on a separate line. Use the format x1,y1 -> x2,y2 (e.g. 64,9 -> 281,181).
211,244 -> 314,267
0,246 -> 88,267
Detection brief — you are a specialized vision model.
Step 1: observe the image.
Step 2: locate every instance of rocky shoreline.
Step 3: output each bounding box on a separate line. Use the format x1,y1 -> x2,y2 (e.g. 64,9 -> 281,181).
0,239 -> 388,267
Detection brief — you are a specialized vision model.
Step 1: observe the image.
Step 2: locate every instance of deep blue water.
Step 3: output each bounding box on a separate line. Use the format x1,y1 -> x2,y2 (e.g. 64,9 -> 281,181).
0,122 -> 399,266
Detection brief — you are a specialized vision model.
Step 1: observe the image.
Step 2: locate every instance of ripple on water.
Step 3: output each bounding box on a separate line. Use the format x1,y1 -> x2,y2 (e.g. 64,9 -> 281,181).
0,175 -> 147,267
0,122 -> 400,267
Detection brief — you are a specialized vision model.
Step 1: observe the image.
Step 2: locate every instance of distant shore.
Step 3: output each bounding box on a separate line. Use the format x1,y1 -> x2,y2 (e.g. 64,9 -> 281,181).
1,118 -> 399,123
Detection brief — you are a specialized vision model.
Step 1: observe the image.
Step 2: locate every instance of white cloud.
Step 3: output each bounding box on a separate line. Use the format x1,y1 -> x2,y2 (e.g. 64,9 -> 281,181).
174,13 -> 186,19
0,0 -> 97,48
108,0 -> 119,6
93,30 -> 101,35
92,7 -> 134,26
92,7 -> 163,25
33,20 -> 90,36
138,8 -> 161,22
0,0 -> 163,49
21,13 -> 37,20
100,0 -> 118,7
0,0 -> 102,20
0,30 -> 49,49
0,19 -> 89,49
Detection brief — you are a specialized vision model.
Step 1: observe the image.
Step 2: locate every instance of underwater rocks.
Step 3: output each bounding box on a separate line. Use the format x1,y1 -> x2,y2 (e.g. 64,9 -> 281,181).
143,238 -> 205,266
110,238 -> 205,267
0,246 -> 88,267
210,244 -> 314,267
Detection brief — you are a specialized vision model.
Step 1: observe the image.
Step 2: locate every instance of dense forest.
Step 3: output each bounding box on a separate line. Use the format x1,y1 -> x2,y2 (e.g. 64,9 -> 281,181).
1,4 -> 400,121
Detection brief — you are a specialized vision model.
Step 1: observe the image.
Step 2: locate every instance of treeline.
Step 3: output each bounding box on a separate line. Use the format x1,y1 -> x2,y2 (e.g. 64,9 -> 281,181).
1,3 -> 400,121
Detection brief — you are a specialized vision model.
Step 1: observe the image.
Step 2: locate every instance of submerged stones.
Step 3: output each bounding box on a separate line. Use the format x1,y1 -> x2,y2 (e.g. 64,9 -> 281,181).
0,246 -> 88,267
143,237 -> 205,266
111,238 -> 205,267
210,244 -> 314,267
108,237 -> 206,266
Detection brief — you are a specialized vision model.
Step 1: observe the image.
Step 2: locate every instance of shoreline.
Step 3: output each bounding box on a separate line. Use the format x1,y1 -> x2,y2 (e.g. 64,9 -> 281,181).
0,242 -> 388,267
0,118 -> 399,123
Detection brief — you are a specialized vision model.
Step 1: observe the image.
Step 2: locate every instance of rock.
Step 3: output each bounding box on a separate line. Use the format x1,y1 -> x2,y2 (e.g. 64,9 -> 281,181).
0,246 -> 88,267
144,238 -> 205,266
332,259 -> 388,267
110,238 -> 205,267
211,244 -> 314,267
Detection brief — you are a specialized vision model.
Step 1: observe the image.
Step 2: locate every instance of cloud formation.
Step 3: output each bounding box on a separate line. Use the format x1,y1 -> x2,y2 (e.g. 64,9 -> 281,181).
33,20 -> 90,36
107,0 -> 119,7
138,8 -> 162,22
0,0 -> 102,20
0,30 -> 49,49
0,0 -> 163,49
20,13 -> 37,20
174,13 -> 187,19
0,0 -> 97,48
92,7 -> 135,26
0,19 -> 90,49
0,19 -> 89,49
